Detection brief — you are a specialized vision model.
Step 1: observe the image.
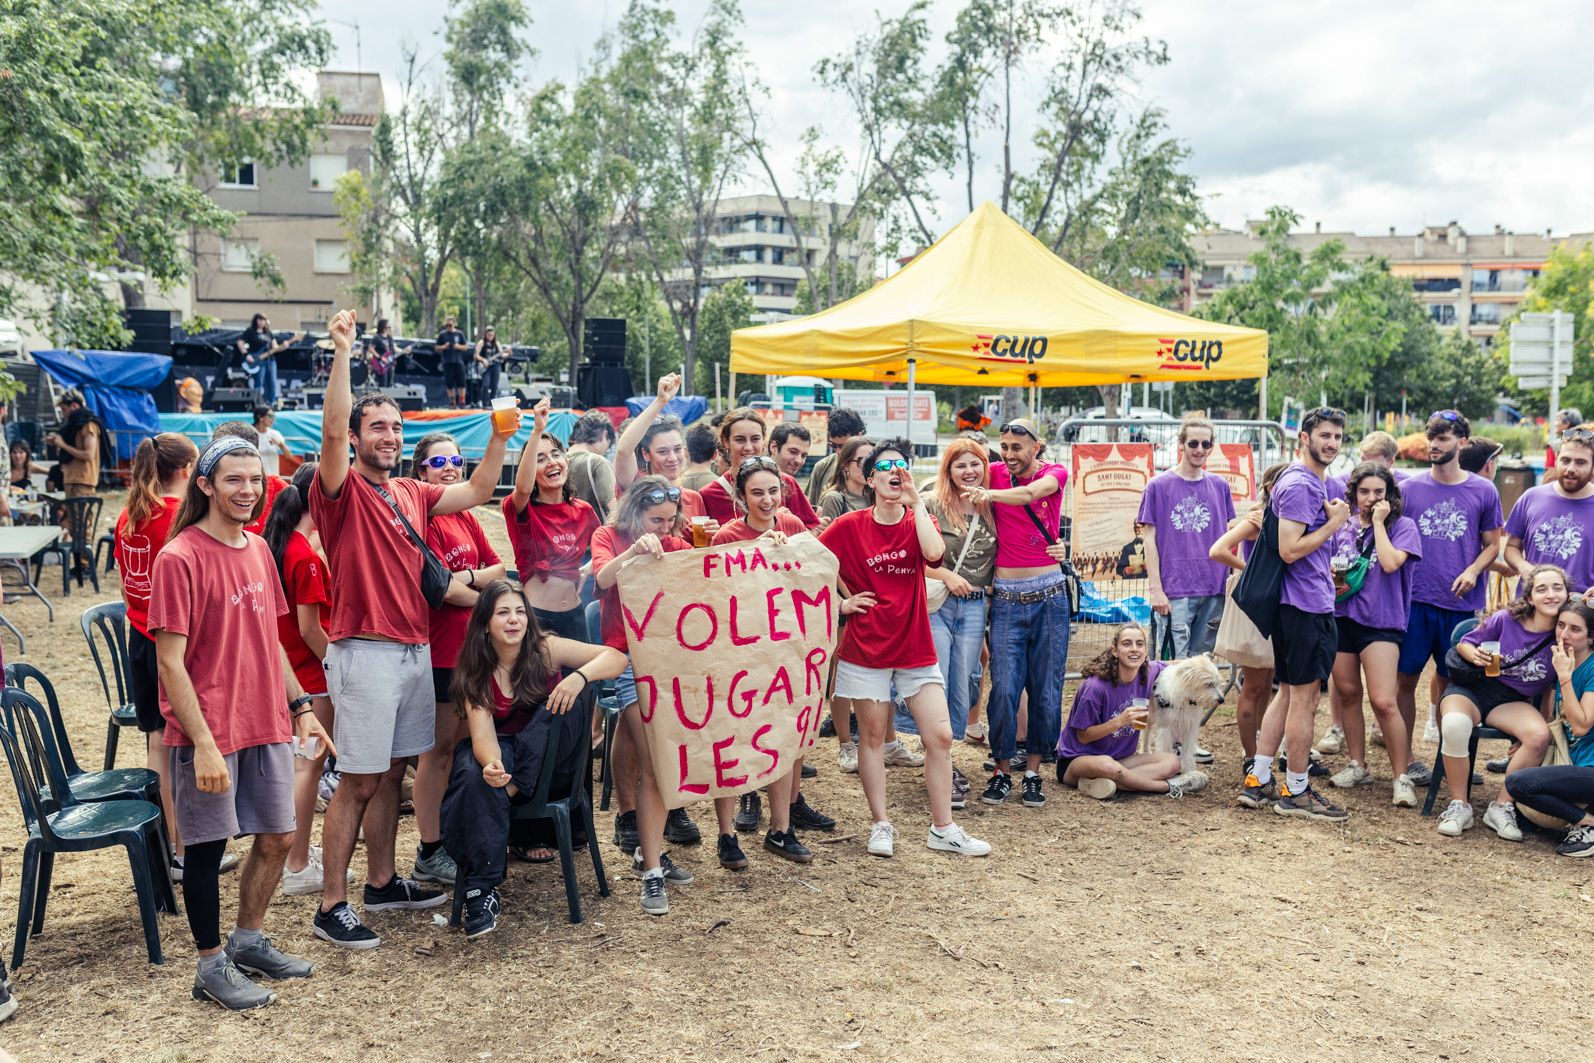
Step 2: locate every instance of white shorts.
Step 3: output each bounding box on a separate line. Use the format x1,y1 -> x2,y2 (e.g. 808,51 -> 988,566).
833,660 -> 944,703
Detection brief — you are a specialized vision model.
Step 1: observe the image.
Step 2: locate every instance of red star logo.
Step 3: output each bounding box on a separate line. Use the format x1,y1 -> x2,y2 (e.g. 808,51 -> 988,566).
971,333 -> 993,355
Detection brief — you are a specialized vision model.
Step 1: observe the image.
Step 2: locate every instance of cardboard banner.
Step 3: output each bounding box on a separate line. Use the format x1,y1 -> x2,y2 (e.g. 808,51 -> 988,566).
1070,443 -> 1155,580
617,536 -> 839,810
1207,443 -> 1257,506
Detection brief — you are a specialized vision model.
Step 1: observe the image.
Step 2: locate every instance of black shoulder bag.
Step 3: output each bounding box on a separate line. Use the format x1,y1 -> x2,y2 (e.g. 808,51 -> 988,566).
1445,631 -> 1554,688
1021,502 -> 1081,616
1232,509 -> 1285,639
368,479 -> 452,609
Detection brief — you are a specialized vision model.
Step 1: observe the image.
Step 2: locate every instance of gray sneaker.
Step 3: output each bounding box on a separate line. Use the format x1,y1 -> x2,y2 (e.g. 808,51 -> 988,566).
226,934 -> 313,980
412,845 -> 458,885
192,955 -> 276,1011
640,873 -> 669,916
1274,784 -> 1349,822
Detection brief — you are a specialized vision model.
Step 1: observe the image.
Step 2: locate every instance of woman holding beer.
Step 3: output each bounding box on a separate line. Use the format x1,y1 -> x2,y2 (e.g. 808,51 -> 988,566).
1055,622 -> 1191,800
1434,563 -> 1567,841
1504,597 -> 1594,857
614,374 -> 714,529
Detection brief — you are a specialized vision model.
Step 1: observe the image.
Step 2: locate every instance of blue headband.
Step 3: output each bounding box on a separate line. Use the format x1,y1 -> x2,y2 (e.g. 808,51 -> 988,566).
197,436 -> 259,479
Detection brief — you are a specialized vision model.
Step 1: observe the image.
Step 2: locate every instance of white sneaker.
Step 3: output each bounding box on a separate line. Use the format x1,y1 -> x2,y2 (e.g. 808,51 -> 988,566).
1423,718 -> 1440,745
281,858 -> 325,896
1370,724 -> 1386,748
927,822 -> 991,857
838,742 -> 858,774
1482,800 -> 1524,841
1437,799 -> 1474,836
1391,774 -> 1418,808
1330,760 -> 1371,789
882,739 -> 925,768
1168,770 -> 1209,793
1313,725 -> 1345,755
1078,777 -> 1117,801
866,820 -> 896,858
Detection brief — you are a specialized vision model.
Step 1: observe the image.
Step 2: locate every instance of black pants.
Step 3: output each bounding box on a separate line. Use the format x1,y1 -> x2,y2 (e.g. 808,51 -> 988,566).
480,363 -> 501,404
1505,765 -> 1594,825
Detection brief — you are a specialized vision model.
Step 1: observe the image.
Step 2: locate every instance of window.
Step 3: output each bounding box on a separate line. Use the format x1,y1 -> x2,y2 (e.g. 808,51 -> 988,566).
1470,303 -> 1505,325
313,239 -> 350,274
308,154 -> 347,191
219,161 -> 257,188
1428,304 -> 1457,326
1411,277 -> 1461,293
221,238 -> 258,273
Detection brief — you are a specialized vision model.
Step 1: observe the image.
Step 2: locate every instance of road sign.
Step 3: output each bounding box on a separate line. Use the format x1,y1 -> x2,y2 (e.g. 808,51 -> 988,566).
1508,310 -> 1575,426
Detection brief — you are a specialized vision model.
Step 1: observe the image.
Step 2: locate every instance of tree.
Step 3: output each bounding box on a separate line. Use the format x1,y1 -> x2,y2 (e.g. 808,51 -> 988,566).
694,281 -> 756,394
1494,242 -> 1594,418
0,0 -> 330,349
333,170 -> 393,321
613,0 -> 747,394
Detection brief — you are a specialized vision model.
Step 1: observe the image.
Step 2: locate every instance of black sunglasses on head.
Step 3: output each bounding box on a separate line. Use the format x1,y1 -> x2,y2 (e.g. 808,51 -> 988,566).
738,456 -> 778,472
998,422 -> 1037,439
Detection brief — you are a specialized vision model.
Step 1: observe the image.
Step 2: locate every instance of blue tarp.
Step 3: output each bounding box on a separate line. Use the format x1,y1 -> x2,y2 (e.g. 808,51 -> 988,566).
157,409 -> 581,460
33,349 -> 172,460
624,395 -> 708,425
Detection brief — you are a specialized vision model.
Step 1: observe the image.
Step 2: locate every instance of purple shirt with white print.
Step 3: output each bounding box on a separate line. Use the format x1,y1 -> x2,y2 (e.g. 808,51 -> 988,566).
1460,609 -> 1557,697
1136,470 -> 1236,599
1057,661 -> 1168,761
1271,462 -> 1335,614
1401,471 -> 1503,612
1330,516 -> 1422,630
1503,485 -> 1594,593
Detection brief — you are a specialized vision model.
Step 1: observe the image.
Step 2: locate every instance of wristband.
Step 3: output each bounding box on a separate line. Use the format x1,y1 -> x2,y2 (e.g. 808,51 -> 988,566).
573,667 -> 589,686
288,694 -> 315,714
466,569 -> 477,587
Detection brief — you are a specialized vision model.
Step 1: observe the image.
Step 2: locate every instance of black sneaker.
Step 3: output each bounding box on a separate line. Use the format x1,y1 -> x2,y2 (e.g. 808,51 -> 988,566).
717,833 -> 748,871
613,809 -> 640,853
950,767 -> 970,811
313,901 -> 381,950
664,807 -> 702,846
801,763 -> 818,779
981,772 -> 1013,806
632,850 -> 695,884
819,716 -> 836,738
1486,757 -> 1508,774
1307,759 -> 1330,779
1557,824 -> 1594,858
463,888 -> 501,939
734,792 -> 762,833
764,828 -> 814,864
1021,774 -> 1046,808
363,875 -> 448,912
789,793 -> 836,831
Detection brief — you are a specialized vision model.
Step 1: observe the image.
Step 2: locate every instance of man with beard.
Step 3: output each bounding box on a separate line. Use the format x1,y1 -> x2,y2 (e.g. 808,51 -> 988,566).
45,389 -> 102,498
1240,407 -> 1352,821
1505,427 -> 1594,594
1393,411 -> 1504,769
768,422 -> 812,480
309,309 -> 517,949
961,418 -> 1070,810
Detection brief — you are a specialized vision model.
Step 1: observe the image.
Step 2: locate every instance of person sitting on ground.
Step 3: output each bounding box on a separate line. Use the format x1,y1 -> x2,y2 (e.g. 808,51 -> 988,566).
1505,598 -> 1594,857
1056,622 -> 1189,800
1435,564 -> 1567,840
440,580 -> 626,937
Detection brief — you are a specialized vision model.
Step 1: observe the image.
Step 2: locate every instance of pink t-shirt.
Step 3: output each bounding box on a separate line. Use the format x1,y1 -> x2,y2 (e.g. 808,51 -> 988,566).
310,473 -> 446,644
990,462 -> 1068,569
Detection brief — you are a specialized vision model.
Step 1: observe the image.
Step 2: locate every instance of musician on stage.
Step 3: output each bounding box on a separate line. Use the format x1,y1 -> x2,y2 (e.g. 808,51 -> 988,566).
366,319 -> 409,389
236,313 -> 301,407
473,326 -> 506,407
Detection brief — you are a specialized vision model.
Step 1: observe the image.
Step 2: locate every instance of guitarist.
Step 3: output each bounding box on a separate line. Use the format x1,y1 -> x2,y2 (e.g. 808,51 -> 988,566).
236,313 -> 303,407
472,326 -> 505,407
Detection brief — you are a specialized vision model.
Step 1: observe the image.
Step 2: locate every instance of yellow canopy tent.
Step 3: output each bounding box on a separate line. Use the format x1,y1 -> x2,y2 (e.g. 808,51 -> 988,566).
730,202 -> 1268,398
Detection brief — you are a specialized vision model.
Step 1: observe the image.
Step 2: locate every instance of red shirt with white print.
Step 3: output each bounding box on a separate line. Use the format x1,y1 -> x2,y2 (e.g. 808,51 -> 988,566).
818,506 -> 939,669
115,496 -> 180,637
426,509 -> 501,668
310,473 -> 445,644
503,495 -> 601,586
710,512 -> 809,545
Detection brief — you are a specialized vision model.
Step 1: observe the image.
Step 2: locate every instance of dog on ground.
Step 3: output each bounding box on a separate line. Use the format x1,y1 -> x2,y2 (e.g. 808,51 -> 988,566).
1142,654 -> 1225,785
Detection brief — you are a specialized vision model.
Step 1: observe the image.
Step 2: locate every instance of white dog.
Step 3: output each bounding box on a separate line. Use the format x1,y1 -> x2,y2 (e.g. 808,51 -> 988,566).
1141,654 -> 1226,788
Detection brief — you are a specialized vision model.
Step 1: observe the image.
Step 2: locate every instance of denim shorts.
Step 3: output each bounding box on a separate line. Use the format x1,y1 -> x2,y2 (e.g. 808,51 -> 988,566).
833,660 -> 943,703
615,662 -> 639,711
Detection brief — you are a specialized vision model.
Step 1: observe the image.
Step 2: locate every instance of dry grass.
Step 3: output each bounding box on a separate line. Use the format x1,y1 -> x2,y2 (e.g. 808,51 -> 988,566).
0,493 -> 1591,1062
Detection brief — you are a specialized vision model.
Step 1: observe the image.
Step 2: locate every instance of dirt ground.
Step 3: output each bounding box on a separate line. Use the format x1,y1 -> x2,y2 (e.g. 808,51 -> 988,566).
1,493 -> 1591,1062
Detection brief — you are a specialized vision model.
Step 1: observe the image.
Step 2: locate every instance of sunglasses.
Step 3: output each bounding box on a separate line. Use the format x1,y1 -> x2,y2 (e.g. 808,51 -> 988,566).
640,486 -> 683,506
872,458 -> 910,472
1308,406 -> 1345,420
999,422 -> 1037,439
1563,429 -> 1594,446
1185,439 -> 1214,450
1432,410 -> 1462,422
420,455 -> 464,469
738,456 -> 778,472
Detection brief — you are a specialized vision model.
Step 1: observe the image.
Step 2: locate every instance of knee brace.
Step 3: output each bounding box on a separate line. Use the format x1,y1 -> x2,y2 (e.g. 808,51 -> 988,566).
1440,711 -> 1475,758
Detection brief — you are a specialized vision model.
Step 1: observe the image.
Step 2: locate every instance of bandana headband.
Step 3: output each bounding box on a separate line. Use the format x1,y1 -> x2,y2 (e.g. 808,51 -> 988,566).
196,436 -> 259,479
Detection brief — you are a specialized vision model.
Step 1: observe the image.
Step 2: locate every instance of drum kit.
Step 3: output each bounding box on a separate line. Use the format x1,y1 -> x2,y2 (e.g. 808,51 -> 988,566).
310,336 -> 371,386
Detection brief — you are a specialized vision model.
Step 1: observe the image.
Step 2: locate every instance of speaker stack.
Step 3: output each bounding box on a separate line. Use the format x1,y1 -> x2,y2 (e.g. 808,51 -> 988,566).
578,317 -> 633,408
124,308 -> 178,411
208,387 -> 262,413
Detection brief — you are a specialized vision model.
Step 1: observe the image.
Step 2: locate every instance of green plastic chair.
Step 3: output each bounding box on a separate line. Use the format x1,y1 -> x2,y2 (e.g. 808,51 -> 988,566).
80,600 -> 140,770
5,664 -> 162,812
0,694 -> 169,968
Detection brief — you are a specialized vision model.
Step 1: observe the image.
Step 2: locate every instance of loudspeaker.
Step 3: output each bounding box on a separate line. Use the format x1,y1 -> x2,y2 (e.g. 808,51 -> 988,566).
208,387 -> 261,413
583,318 -> 626,365
379,384 -> 427,412
124,308 -> 174,356
577,364 -> 632,409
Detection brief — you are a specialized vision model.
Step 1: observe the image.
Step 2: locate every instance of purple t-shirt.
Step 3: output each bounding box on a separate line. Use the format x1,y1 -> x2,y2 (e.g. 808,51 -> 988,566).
1402,471 -> 1504,611
990,461 -> 1067,569
1057,661 -> 1168,760
1504,485 -> 1594,592
1136,470 -> 1236,599
1271,463 -> 1335,614
1330,516 -> 1422,630
1461,610 -> 1556,697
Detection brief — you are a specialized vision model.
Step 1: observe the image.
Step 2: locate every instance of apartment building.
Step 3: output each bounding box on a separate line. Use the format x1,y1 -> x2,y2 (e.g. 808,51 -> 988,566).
705,195 -> 875,321
185,70 -> 386,332
1190,221 -> 1594,347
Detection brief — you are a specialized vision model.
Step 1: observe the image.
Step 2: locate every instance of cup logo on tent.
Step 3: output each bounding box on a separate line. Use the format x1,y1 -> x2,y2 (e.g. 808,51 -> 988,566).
1155,338 -> 1224,372
970,333 -> 1048,364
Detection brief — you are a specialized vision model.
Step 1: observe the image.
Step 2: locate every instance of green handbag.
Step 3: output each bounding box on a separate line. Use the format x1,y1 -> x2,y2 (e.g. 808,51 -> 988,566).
1333,529 -> 1377,604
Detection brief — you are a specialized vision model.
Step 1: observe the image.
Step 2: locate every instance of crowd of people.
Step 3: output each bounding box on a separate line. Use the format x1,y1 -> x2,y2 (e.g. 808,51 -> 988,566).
3,313 -> 1592,1024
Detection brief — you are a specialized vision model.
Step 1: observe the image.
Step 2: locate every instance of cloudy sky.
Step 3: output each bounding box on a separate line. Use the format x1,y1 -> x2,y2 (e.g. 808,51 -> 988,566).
315,0 -> 1594,237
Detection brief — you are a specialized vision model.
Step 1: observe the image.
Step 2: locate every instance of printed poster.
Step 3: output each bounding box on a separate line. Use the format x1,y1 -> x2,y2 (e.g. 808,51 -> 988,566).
1070,443 -> 1155,581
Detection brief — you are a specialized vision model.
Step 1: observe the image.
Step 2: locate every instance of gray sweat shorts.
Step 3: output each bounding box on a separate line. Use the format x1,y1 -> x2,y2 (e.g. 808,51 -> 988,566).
324,638 -> 435,774
170,742 -> 296,846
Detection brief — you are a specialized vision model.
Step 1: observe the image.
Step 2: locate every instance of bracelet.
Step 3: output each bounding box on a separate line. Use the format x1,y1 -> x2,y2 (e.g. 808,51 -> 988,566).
573,667 -> 589,685
466,569 -> 477,587
288,694 -> 315,713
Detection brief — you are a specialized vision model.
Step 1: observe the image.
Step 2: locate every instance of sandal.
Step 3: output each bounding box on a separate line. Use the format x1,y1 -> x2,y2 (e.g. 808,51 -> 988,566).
508,845 -> 556,864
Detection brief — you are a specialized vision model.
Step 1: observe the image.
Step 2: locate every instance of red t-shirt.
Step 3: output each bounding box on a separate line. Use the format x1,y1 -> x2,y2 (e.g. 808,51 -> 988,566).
310,473 -> 446,644
699,473 -> 820,529
147,526 -> 290,754
488,674 -> 537,736
245,474 -> 289,537
589,526 -> 693,652
114,497 -> 180,637
503,496 -> 601,586
710,512 -> 808,545
427,510 -> 501,668
277,531 -> 332,694
818,507 -> 939,669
